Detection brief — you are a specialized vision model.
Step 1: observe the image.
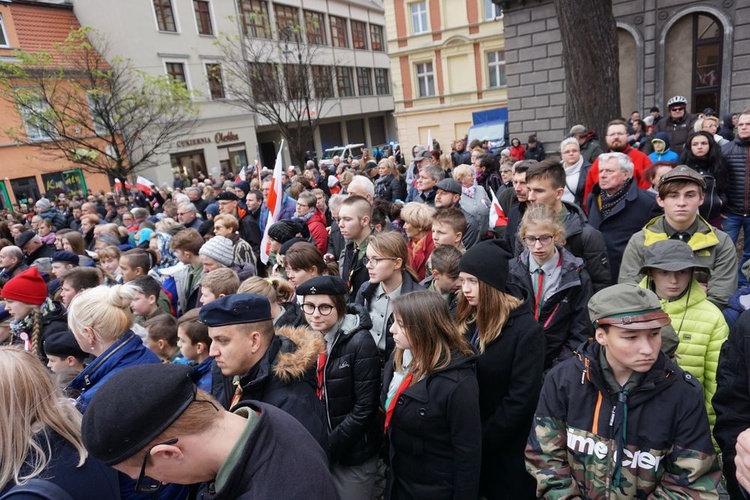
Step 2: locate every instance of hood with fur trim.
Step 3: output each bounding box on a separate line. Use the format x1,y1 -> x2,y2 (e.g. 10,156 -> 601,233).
273,325 -> 324,383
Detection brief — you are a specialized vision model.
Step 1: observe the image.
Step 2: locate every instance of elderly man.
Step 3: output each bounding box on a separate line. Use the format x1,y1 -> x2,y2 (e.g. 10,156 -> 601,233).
347,175 -> 375,204
405,148 -> 432,202
15,232 -> 55,266
0,245 -> 28,288
187,186 -> 208,215
177,202 -> 203,230
586,152 -> 661,282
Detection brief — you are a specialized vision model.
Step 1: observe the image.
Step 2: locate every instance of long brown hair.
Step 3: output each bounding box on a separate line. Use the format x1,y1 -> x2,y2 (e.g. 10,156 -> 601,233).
456,280 -> 522,354
367,231 -> 419,282
392,290 -> 473,382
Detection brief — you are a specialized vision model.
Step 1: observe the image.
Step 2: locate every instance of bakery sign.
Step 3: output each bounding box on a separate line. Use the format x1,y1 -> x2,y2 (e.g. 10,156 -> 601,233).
176,131 -> 240,148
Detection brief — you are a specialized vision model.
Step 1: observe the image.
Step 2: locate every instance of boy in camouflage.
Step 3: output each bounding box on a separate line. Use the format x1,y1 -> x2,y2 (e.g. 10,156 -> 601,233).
525,284 -> 720,498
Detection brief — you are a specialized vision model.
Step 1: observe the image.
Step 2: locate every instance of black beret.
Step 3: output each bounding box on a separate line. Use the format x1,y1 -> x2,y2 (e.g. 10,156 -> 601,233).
51,251 -> 80,265
199,293 -> 272,327
216,191 -> 239,201
82,364 -> 196,466
15,231 -> 35,248
43,330 -> 87,359
296,275 -> 347,296
278,237 -> 307,255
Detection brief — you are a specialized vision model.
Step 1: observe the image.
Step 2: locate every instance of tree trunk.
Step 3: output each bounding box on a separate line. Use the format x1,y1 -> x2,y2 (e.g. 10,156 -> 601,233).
554,0 -> 620,138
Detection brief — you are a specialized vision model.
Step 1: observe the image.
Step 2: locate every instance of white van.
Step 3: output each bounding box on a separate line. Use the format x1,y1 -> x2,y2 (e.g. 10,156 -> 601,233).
319,143 -> 365,168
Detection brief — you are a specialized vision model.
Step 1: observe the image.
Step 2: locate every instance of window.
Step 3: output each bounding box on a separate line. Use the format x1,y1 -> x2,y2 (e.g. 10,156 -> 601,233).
284,64 -> 306,100
357,68 -> 372,96
206,63 -> 225,99
275,4 -> 300,42
484,0 -> 503,20
410,2 -> 428,34
250,63 -> 280,101
153,0 -> 177,32
375,68 -> 390,95
337,67 -> 354,97
416,62 -> 435,97
239,0 -> 270,38
87,94 -> 109,135
305,11 -> 326,45
166,62 -> 188,88
330,16 -> 348,48
370,25 -> 384,51
487,50 -> 506,88
194,0 -> 213,35
312,66 -> 333,98
692,14 -> 722,113
21,99 -> 53,142
351,21 -> 368,50
0,14 -> 9,47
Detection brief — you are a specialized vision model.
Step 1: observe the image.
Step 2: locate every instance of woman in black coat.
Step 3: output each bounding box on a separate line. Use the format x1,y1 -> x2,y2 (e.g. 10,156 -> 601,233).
678,130 -> 728,228
296,276 -> 381,499
456,240 -> 545,499
383,290 -> 481,499
374,158 -> 406,202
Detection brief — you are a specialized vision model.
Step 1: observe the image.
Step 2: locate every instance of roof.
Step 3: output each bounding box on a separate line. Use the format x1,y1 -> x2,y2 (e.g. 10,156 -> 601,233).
10,2 -> 82,66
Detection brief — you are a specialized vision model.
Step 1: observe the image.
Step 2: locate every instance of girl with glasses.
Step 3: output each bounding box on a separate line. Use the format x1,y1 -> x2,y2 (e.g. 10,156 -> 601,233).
509,204 -> 593,369
354,232 -> 424,364
296,276 -> 381,499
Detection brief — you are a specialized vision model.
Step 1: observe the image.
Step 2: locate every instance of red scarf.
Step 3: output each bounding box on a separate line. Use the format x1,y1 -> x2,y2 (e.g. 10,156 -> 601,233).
384,371 -> 414,433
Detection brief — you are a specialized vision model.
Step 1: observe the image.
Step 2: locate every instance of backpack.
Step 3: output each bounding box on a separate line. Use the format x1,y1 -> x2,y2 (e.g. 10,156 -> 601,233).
0,479 -> 74,500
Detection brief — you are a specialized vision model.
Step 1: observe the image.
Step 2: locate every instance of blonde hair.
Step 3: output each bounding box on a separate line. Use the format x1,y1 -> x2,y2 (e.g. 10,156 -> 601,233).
213,213 -> 238,232
452,164 -> 474,183
518,204 -> 567,247
0,347 -> 86,489
200,268 -> 240,297
367,231 -> 419,282
400,202 -> 435,232
378,158 -> 400,179
238,276 -> 295,303
456,281 -> 522,354
67,285 -> 135,343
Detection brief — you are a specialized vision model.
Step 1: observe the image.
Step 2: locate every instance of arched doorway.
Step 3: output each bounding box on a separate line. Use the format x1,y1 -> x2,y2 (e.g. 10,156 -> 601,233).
692,14 -> 722,113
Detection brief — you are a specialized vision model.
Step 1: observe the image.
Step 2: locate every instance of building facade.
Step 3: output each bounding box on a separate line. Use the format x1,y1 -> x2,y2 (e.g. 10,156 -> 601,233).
72,0 -> 395,185
502,0 -> 750,148
0,0 -> 110,209
385,0 -> 508,154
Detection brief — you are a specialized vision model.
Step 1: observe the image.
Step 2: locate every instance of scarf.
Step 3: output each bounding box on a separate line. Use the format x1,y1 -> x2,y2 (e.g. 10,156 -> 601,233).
599,178 -> 632,218
462,185 -> 476,198
9,298 -> 54,350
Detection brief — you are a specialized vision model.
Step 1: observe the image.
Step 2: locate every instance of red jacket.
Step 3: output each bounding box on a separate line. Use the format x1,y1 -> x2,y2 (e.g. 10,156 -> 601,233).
583,146 -> 652,207
510,145 -> 526,161
408,231 -> 434,282
306,209 -> 328,255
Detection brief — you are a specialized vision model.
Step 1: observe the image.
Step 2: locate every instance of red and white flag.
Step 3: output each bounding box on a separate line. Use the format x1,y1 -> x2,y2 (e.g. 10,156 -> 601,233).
235,166 -> 246,182
136,176 -> 154,196
260,140 -> 285,264
489,189 -> 508,228
113,178 -> 131,194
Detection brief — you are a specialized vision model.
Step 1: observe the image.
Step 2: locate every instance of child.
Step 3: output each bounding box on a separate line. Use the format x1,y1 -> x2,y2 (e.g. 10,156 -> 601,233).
176,308 -> 212,392
638,238 -> 728,431
169,228 -> 204,315
421,244 -> 462,310
143,314 -> 186,364
431,207 -> 467,251
509,204 -> 593,369
58,267 -> 103,309
199,267 -> 240,306
129,275 -> 166,326
43,329 -> 88,395
118,248 -> 158,283
649,132 -> 680,163
97,245 -> 121,284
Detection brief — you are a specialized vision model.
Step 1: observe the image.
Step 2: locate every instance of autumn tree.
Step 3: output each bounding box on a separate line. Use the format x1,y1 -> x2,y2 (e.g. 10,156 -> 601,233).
0,28 -> 198,184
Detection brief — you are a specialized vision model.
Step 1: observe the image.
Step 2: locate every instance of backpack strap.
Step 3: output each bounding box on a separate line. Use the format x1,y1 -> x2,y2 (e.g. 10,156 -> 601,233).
0,479 -> 74,500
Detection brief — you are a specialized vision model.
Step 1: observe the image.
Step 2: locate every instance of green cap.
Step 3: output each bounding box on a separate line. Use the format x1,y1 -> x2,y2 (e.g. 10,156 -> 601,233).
658,165 -> 706,190
638,239 -> 710,275
588,284 -> 671,330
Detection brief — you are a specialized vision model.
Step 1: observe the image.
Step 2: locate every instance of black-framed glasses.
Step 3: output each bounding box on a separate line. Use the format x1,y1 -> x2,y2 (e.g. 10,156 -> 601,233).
363,256 -> 395,267
522,235 -> 554,246
296,203 -> 311,209
302,303 -> 335,316
135,438 -> 179,493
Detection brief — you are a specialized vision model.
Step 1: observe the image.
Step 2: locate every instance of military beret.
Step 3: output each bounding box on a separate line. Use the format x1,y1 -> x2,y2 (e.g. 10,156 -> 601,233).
296,276 -> 347,297
82,364 -> 196,466
51,251 -> 80,265
278,237 -> 307,255
43,330 -> 87,359
199,293 -> 272,327
215,191 -> 239,201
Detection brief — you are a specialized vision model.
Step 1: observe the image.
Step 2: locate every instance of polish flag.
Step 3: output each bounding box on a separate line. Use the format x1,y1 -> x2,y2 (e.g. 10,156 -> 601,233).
489,189 -> 507,228
234,166 -> 246,182
113,178 -> 131,194
260,140 -> 284,264
426,129 -> 432,152
136,176 -> 154,195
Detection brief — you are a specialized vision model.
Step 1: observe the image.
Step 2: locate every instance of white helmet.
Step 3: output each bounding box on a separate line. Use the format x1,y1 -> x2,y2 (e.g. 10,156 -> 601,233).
667,95 -> 688,108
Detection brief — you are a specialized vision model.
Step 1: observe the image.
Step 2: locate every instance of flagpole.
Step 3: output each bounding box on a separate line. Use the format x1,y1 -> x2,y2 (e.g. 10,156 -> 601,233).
259,139 -> 285,264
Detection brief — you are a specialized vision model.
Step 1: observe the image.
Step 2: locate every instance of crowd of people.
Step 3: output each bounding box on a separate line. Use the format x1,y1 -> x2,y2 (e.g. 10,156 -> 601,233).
4,96 -> 750,499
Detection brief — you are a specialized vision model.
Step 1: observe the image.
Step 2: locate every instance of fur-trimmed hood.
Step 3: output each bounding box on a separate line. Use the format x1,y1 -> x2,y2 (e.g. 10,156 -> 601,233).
273,325 -> 324,383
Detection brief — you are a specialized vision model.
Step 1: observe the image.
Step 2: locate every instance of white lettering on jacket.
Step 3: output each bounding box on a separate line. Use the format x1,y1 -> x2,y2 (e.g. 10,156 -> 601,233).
567,429 -> 664,471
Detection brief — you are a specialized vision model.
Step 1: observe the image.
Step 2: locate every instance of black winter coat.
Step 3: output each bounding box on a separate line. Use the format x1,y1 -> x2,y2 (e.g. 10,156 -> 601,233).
720,136 -> 750,216
210,327 -> 329,453
339,237 -> 371,298
321,304 -> 381,465
586,179 -> 661,282
374,174 -> 406,202
509,248 -> 593,369
382,351 -> 481,500
468,285 -> 545,499
275,302 -> 307,328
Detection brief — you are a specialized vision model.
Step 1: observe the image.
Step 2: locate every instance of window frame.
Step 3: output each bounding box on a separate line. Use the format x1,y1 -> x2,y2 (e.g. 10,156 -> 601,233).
305,10 -> 327,45
483,0 -> 503,21
416,61 -> 435,97
330,15 -> 349,48
410,1 -> 428,35
165,61 -> 190,90
87,93 -> 110,136
193,0 -> 214,36
356,67 -> 373,96
351,20 -> 368,51
153,0 -> 178,33
370,24 -> 384,51
312,65 -> 334,98
20,98 -> 54,142
337,67 -> 354,97
205,63 -> 225,100
486,50 -> 507,88
250,63 -> 281,101
374,68 -> 390,95
275,4 -> 301,42
239,0 -> 271,39
0,14 -> 9,47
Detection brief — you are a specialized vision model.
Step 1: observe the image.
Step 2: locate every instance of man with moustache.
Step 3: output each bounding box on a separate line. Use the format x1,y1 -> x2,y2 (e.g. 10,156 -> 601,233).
583,119 -> 653,203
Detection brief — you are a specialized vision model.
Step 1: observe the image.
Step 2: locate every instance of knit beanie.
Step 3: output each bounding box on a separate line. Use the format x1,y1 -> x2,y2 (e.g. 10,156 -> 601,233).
268,220 -> 304,244
458,239 -> 512,292
1,267 -> 48,305
199,236 -> 234,267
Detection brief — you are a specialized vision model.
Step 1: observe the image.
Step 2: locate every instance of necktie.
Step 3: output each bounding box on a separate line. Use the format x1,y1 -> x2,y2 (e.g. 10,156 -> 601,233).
316,352 -> 327,400
533,268 -> 545,320
229,379 -> 243,409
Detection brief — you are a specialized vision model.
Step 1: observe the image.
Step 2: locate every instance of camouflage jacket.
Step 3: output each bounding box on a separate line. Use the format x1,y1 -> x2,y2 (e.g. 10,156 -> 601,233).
525,340 -> 720,499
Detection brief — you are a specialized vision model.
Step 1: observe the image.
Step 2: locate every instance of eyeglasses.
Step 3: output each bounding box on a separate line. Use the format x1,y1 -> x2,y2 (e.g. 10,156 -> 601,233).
522,235 -> 554,246
363,256 -> 396,267
135,437 -> 179,493
302,303 -> 335,316
296,203 -> 311,209
671,107 -> 686,112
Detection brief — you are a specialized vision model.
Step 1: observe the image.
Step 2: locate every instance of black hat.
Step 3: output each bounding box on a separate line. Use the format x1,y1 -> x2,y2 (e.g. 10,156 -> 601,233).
458,239 -> 512,292
199,293 -> 272,327
215,191 -> 239,201
15,231 -> 35,248
82,364 -> 196,466
279,237 -> 307,255
435,178 -> 462,195
268,220 -> 303,244
51,251 -> 79,266
296,276 -> 347,296
43,330 -> 87,359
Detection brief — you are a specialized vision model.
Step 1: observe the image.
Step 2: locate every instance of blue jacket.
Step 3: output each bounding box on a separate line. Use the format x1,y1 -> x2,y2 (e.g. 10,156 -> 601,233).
67,331 -> 160,412
191,357 -> 213,393
723,284 -> 750,329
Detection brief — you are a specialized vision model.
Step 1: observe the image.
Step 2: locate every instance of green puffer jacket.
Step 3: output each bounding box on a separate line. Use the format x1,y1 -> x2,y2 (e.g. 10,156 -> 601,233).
639,277 -> 728,429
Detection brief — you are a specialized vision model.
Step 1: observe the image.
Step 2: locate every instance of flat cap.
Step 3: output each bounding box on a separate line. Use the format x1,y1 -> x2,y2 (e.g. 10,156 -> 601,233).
588,284 -> 671,330
43,330 -> 87,359
413,149 -> 431,161
51,251 -> 79,265
435,178 -> 462,195
658,165 -> 706,190
569,124 -> 587,136
296,275 -> 347,296
215,191 -> 239,201
199,293 -> 272,327
82,364 -> 196,466
15,231 -> 35,248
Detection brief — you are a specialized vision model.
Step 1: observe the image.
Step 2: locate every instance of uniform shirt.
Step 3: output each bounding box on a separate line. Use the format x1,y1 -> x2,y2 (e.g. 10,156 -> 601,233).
369,283 -> 402,352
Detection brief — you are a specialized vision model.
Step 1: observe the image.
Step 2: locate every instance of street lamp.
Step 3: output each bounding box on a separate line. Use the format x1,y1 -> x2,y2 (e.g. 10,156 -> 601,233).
282,27 -> 315,164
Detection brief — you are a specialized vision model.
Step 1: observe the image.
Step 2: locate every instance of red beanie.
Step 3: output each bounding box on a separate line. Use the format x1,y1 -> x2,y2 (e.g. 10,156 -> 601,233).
1,267 -> 47,305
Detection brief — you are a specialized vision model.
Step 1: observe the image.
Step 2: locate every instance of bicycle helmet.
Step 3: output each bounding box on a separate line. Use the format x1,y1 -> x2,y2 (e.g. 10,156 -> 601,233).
667,95 -> 687,108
